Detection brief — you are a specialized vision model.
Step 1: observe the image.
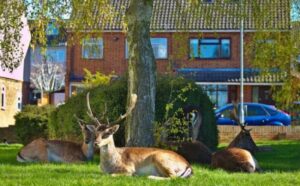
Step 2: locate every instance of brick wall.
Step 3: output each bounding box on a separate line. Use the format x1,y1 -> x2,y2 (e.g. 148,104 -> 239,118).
218,125 -> 300,143
66,32 -> 253,97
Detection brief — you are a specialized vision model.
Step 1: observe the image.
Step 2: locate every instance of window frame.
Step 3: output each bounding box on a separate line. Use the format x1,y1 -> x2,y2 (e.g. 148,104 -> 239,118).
16,92 -> 22,111
1,85 -> 6,110
125,37 -> 168,60
81,37 -> 104,60
189,37 -> 231,60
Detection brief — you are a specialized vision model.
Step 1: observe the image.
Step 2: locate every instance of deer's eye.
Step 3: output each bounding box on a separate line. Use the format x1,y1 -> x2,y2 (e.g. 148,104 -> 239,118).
102,133 -> 110,139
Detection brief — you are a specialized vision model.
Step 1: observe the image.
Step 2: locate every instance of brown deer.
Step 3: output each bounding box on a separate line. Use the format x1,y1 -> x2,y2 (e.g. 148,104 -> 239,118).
211,147 -> 261,173
17,109 -> 96,163
89,93 -> 193,179
211,102 -> 261,172
228,102 -> 259,154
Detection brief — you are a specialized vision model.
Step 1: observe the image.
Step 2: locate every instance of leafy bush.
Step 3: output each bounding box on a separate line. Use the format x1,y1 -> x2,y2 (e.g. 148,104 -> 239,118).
156,76 -> 218,150
49,78 -> 127,145
14,105 -> 55,144
49,76 -> 218,149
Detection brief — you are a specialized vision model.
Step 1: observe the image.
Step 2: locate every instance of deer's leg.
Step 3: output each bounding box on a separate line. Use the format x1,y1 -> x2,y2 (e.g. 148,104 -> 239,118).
152,155 -> 177,178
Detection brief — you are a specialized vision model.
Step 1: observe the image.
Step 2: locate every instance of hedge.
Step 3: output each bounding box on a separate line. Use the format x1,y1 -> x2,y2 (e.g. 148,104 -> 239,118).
49,76 -> 218,149
14,105 -> 55,144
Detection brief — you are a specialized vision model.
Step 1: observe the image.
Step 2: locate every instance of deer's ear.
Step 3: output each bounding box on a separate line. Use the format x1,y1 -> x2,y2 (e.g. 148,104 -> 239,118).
105,125 -> 120,135
86,125 -> 96,132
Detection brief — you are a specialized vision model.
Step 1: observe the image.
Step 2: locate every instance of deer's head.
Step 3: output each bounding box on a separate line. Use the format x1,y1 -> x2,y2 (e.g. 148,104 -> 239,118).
74,115 -> 96,144
95,125 -> 120,147
85,92 -> 137,147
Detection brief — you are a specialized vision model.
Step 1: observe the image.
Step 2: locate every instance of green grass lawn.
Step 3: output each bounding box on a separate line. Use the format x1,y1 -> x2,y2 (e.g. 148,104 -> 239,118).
0,140 -> 300,186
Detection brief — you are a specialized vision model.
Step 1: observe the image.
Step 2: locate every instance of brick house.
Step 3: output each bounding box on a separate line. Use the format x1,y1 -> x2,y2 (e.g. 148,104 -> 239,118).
66,0 -> 290,108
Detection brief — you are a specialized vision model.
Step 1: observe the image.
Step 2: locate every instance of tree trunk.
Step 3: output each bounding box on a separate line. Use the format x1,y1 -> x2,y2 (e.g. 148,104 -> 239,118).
125,0 -> 156,147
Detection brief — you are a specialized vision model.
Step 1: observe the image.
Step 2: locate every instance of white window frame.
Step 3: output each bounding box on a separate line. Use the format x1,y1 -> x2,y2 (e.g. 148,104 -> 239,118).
1,85 -> 6,110
82,38 -> 104,59
16,92 -> 22,111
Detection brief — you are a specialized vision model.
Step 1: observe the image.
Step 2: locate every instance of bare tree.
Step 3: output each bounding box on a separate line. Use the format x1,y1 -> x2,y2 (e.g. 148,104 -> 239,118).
30,58 -> 65,95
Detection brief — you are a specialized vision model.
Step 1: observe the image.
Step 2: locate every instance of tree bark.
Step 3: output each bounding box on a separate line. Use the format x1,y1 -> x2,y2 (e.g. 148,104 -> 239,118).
125,0 -> 156,147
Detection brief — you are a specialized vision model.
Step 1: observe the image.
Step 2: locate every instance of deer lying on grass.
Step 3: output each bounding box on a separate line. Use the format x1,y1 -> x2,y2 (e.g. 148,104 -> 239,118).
17,116 -> 96,163
211,147 -> 261,173
87,93 -> 192,179
211,102 -> 261,172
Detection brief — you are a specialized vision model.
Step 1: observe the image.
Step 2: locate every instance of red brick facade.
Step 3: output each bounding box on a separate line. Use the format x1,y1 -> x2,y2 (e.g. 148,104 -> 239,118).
66,31 -> 278,110
66,32 -> 256,99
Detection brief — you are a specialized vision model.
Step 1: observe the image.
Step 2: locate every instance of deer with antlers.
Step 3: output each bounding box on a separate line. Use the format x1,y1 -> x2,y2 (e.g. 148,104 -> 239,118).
17,114 -> 96,163
87,93 -> 192,179
211,102 -> 261,173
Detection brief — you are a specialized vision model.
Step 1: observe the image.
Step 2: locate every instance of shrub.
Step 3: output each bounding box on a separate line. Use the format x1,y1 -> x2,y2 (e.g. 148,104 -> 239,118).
49,76 -> 218,149
14,105 -> 55,144
156,76 -> 218,150
49,78 -> 127,145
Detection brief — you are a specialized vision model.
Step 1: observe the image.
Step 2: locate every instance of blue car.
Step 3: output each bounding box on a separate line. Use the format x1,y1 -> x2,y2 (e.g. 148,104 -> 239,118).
215,103 -> 291,126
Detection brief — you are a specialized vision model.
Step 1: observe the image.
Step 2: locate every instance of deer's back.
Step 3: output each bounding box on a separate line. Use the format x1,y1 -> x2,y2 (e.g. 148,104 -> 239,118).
47,140 -> 86,162
17,138 -> 86,163
211,147 -> 255,172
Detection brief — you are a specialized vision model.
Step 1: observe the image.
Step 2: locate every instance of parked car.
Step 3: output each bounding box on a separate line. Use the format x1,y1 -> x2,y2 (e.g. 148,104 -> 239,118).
215,103 -> 291,126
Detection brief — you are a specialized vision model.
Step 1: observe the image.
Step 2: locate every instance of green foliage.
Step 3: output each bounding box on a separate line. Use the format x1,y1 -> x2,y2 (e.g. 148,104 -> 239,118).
155,76 -> 218,150
49,78 -> 127,145
246,31 -> 300,109
49,76 -> 218,149
14,105 -> 55,145
0,0 -> 25,72
82,68 -> 113,89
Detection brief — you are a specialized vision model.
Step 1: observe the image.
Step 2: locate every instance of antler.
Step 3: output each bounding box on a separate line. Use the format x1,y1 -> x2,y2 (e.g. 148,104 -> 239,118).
86,92 -> 104,127
230,101 -> 240,125
230,102 -> 252,132
74,114 -> 86,127
109,94 -> 137,125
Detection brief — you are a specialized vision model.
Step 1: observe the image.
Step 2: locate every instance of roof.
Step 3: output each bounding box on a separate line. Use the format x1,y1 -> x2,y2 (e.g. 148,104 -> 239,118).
71,0 -> 290,32
177,68 -> 284,85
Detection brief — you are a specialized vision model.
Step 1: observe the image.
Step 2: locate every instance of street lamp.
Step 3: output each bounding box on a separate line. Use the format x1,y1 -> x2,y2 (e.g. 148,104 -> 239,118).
240,0 -> 245,126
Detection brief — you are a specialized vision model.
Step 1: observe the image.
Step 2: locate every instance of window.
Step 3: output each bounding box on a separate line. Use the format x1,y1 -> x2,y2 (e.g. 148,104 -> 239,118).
264,107 -> 278,116
46,48 -> 66,63
125,38 -> 168,59
246,105 -> 267,116
150,38 -> 168,59
82,38 -> 104,59
190,38 -> 231,59
69,83 -> 85,97
17,92 -> 22,111
1,86 -> 6,110
221,106 -> 233,118
202,85 -> 228,108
